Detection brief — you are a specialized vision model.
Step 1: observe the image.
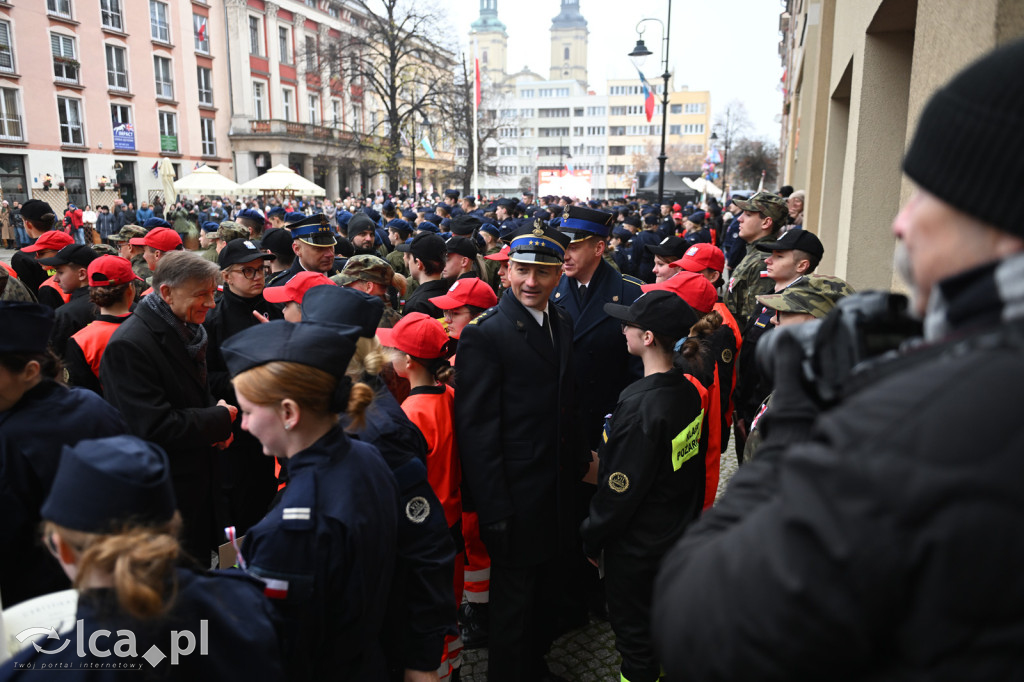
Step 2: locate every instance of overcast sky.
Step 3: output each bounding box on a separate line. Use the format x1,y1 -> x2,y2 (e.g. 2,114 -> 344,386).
447,0 -> 785,143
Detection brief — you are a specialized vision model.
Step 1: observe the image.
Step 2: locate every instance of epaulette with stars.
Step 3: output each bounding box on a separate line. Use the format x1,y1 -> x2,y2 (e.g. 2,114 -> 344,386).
468,306 -> 498,326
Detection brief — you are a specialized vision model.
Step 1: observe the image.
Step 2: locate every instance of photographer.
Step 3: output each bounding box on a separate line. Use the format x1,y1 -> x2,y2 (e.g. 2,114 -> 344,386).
653,39 -> 1024,679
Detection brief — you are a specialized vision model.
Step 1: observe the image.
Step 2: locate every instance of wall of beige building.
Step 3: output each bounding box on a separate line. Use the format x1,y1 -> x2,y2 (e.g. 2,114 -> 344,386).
780,0 -> 1024,293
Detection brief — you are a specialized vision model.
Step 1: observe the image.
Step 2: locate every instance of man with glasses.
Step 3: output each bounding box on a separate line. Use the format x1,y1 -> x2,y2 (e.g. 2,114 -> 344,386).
203,238 -> 282,534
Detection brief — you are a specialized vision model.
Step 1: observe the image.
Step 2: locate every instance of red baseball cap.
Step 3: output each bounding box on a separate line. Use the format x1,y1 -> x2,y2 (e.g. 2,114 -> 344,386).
88,255 -> 143,287
672,212 -> 684,221
642,271 -> 718,314
671,243 -> 725,274
484,244 -> 510,262
376,312 -> 451,360
263,271 -> 336,304
21,230 -> 74,253
428,277 -> 498,311
130,226 -> 182,252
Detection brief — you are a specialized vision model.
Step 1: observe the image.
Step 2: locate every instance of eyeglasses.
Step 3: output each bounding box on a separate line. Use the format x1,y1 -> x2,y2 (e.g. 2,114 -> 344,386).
444,308 -> 471,320
231,266 -> 264,280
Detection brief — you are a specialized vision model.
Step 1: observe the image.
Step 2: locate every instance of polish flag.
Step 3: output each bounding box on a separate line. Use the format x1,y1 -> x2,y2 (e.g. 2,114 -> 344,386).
262,578 -> 289,599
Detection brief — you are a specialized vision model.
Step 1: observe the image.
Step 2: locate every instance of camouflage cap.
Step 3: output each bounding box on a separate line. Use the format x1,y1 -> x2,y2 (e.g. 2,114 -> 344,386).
217,220 -> 250,244
107,224 -> 147,243
733,191 -> 788,223
89,243 -> 119,257
330,254 -> 394,287
756,274 -> 856,319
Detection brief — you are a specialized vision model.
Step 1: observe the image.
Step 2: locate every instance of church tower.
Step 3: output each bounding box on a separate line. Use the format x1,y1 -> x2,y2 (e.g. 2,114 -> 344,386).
470,0 -> 509,89
549,0 -> 588,87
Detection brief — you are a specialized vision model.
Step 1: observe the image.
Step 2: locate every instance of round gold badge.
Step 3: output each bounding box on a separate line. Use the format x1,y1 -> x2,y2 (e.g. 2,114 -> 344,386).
608,472 -> 630,493
721,349 -> 734,364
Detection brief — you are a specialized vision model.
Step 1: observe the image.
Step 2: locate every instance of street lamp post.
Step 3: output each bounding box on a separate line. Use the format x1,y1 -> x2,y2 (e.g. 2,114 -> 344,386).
628,0 -> 672,206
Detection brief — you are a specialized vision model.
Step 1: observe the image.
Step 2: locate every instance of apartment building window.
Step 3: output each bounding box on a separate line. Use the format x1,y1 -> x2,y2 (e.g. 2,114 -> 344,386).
101,0 -> 123,31
609,126 -> 625,136
573,107 -> 584,117
0,21 -> 15,73
251,81 -> 265,119
48,0 -> 73,19
572,126 -> 583,136
282,88 -> 294,121
683,123 -> 705,134
520,127 -> 533,137
150,1 -> 170,43
153,56 -> 173,99
331,99 -> 342,125
670,124 -> 681,135
499,146 -> 517,156
194,14 -> 210,53
519,108 -> 534,117
308,94 -> 319,124
57,97 -> 83,145
586,106 -> 605,116
197,66 -> 213,105
608,165 -> 626,174
609,106 -> 625,116
249,16 -> 262,56
279,27 -> 291,64
520,89 -> 533,98
0,89 -> 22,141
305,36 -> 316,71
51,34 -> 78,83
200,118 -> 216,156
158,110 -> 177,152
670,104 -> 682,114
586,126 -> 605,135
0,154 -> 28,203
684,103 -> 706,114
63,158 -> 87,207
352,103 -> 362,133
608,146 -> 625,156
105,45 -> 128,91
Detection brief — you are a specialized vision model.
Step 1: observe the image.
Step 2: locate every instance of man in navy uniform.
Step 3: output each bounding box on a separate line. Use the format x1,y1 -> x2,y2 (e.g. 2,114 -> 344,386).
265,213 -> 340,287
455,222 -> 580,682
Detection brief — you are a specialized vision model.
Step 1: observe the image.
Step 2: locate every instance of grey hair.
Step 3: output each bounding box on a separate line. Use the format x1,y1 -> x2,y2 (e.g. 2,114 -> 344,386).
153,251 -> 221,290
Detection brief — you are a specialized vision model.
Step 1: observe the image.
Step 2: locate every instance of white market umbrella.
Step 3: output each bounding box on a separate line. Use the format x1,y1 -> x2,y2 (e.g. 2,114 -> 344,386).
240,164 -> 326,197
158,157 -> 177,205
173,164 -> 242,196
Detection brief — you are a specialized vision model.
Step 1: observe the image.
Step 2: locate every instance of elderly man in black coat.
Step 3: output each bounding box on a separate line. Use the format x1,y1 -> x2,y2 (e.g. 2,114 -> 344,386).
455,222 -> 581,682
100,251 -> 236,562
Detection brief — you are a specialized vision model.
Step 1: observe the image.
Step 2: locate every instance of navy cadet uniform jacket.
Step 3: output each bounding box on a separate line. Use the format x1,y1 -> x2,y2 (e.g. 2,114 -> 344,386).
630,230 -> 662,284
454,291 -> 582,567
580,367 -> 706,560
0,380 -> 126,607
343,377 -> 457,674
241,425 -> 400,681
552,258 -> 643,450
0,567 -> 285,680
264,258 -> 341,288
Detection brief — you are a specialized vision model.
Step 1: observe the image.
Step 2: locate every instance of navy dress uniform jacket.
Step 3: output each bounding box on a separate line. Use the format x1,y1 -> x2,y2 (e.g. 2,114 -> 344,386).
241,425 -> 399,681
0,568 -> 285,680
343,379 -> 457,674
552,259 -> 643,450
99,303 -> 233,559
0,380 -> 126,607
454,291 -> 581,568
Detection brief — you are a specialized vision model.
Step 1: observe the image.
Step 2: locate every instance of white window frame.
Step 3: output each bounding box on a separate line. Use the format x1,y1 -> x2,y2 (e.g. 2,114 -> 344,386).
158,110 -> 177,150
248,15 -> 262,56
48,0 -> 73,19
252,81 -> 265,119
193,14 -> 210,54
57,96 -> 83,146
197,66 -> 213,106
352,103 -> 362,133
278,26 -> 291,64
100,0 -> 123,31
153,55 -> 173,100
51,33 -> 78,84
0,21 -> 14,74
308,93 -> 319,125
305,36 -> 316,72
110,103 -> 131,129
200,118 -> 216,156
150,1 -> 170,43
331,99 -> 342,126
105,44 -> 128,92
0,88 -> 23,141
282,88 -> 294,121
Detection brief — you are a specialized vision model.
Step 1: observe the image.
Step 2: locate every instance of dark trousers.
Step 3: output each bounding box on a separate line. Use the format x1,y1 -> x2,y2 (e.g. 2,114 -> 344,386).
487,559 -> 560,682
605,552 -> 661,682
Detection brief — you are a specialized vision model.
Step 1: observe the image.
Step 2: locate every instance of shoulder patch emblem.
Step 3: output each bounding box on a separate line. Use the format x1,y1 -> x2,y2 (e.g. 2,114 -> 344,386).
721,348 -> 734,364
406,496 -> 430,523
608,472 -> 630,493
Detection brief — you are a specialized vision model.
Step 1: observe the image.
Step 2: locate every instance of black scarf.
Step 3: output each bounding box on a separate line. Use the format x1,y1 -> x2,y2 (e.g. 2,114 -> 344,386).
143,292 -> 209,383
924,251 -> 1024,341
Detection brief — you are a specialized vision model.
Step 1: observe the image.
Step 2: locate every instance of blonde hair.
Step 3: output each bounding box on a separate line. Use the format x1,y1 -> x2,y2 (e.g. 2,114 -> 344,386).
232,361 -> 374,429
44,515 -> 182,620
348,336 -> 388,378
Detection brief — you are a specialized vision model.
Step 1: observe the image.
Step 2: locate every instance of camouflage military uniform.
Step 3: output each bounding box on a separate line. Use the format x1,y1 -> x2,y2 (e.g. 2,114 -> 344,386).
743,275 -> 856,462
0,267 -> 37,302
217,221 -> 250,246
108,225 -> 150,298
725,235 -> 775,326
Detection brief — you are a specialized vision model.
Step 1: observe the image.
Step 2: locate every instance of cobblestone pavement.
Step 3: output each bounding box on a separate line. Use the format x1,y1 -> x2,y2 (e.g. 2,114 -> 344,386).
461,441 -> 740,681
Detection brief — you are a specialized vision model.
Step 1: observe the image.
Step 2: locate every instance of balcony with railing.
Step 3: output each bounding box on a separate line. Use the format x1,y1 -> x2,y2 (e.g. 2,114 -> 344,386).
244,119 -> 372,146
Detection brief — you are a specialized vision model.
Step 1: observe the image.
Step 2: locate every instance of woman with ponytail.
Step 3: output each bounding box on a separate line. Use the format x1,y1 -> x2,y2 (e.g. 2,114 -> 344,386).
3,435 -> 283,677
221,320 -> 400,681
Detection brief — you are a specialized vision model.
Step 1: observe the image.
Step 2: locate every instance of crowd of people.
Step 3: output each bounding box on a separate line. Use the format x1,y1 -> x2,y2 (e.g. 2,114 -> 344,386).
3,38 -> 1024,681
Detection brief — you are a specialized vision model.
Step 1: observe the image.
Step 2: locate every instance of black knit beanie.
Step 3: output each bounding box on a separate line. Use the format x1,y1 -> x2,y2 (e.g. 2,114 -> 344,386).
903,38 -> 1024,236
